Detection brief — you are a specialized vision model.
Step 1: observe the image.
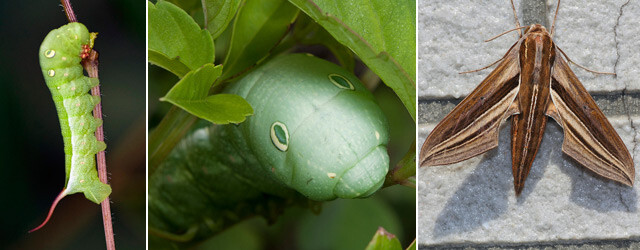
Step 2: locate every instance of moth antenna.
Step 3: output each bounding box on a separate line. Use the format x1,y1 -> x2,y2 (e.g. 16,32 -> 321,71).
557,47 -> 616,75
510,0 -> 522,37
460,55 -> 506,74
485,26 -> 527,42
551,0 -> 561,37
29,190 -> 67,233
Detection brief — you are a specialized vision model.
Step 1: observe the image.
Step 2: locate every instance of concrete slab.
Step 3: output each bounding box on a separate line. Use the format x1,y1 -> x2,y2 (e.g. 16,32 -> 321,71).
419,116 -> 639,245
418,0 -> 640,99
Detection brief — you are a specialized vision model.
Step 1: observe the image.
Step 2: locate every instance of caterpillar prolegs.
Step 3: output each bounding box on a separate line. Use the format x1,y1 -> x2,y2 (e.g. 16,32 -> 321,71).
32,23 -> 111,231
149,54 -> 390,243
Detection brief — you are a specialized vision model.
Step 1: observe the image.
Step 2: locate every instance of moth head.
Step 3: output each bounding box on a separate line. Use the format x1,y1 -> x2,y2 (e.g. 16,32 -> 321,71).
525,24 -> 547,34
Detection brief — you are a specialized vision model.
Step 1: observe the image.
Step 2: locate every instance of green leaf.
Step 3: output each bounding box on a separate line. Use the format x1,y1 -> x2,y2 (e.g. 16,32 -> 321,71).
148,50 -> 191,78
406,239 -> 416,250
384,142 -> 416,188
293,14 -> 355,71
288,0 -> 416,121
365,227 -> 403,250
221,0 -> 299,81
148,0 -> 215,75
160,64 -> 253,124
298,199 -> 402,250
203,0 -> 242,39
166,0 -> 200,12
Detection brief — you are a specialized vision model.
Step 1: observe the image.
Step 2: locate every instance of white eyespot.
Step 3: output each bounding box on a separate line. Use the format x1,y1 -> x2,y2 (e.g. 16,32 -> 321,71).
44,50 -> 56,58
375,131 -> 380,140
328,74 -> 354,90
270,122 -> 289,152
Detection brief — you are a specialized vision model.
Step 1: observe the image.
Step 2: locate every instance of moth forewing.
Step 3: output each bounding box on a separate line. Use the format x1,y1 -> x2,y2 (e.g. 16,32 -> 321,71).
419,46 -> 521,167
549,53 -> 635,186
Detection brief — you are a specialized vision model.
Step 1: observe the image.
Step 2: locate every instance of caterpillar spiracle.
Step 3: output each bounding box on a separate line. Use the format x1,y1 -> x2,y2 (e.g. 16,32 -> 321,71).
149,53 -> 390,243
31,22 -> 111,232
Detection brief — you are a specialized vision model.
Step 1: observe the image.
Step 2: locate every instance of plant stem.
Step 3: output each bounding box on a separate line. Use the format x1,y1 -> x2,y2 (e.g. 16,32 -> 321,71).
82,37 -> 116,250
63,1 -> 115,249
383,142 -> 416,188
148,107 -> 198,174
61,0 -> 77,23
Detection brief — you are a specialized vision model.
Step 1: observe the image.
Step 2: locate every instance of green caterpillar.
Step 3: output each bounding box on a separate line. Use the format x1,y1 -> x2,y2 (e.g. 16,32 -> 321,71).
32,22 -> 111,231
149,54 -> 390,243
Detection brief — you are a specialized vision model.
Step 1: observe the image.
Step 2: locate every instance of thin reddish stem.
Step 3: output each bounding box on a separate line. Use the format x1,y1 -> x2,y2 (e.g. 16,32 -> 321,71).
83,50 -> 116,250
29,190 -> 66,233
60,0 -> 77,23
55,2 -> 114,249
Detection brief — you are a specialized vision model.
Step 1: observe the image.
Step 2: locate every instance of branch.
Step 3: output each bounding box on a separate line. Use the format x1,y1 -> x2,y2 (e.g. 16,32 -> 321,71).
82,48 -> 116,250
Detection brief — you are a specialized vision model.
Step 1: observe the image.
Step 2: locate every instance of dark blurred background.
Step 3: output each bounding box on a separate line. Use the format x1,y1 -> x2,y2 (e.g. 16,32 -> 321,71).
0,0 -> 145,249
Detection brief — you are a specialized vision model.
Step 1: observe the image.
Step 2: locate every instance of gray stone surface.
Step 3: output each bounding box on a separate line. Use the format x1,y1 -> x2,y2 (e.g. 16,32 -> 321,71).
419,239 -> 640,249
418,0 -> 640,99
417,0 -> 640,247
419,116 -> 639,245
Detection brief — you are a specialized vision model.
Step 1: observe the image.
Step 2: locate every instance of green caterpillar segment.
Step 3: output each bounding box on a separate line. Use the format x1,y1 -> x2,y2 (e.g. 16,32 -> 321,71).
150,54 -> 390,243
39,22 -> 111,204
225,53 -> 389,200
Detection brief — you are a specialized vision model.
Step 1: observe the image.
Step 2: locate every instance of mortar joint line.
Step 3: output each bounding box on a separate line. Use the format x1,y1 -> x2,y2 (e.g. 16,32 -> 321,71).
614,0 -> 637,160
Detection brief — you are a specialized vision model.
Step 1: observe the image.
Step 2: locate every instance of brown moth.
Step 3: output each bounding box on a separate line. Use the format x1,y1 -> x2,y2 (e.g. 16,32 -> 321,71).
419,0 -> 634,196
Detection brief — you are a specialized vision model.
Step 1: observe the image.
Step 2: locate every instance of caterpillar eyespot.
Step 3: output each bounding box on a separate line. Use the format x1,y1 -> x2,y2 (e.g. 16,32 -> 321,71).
30,22 -> 111,232
149,54 -> 390,242
328,73 -> 354,90
270,121 -> 289,152
44,50 -> 56,58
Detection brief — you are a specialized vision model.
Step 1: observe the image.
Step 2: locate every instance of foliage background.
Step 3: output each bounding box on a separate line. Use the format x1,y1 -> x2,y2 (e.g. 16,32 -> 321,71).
148,0 -> 415,248
0,0 -> 145,249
